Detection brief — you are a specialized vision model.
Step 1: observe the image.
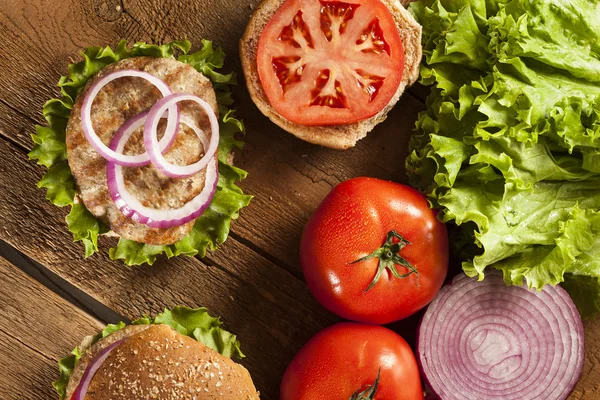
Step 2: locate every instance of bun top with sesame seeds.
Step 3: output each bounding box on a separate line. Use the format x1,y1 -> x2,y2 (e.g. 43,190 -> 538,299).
65,324 -> 260,400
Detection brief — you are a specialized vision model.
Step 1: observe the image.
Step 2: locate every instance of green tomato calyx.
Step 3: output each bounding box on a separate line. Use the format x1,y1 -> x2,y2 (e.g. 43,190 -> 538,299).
350,230 -> 418,293
349,369 -> 381,400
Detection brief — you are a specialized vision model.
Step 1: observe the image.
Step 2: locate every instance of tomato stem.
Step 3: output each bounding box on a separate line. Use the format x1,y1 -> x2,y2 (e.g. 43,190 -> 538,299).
349,368 -> 381,400
350,230 -> 418,293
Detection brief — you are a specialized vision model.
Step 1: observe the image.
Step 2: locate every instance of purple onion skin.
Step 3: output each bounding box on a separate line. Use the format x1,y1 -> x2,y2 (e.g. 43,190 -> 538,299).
416,273 -> 584,400
71,339 -> 125,400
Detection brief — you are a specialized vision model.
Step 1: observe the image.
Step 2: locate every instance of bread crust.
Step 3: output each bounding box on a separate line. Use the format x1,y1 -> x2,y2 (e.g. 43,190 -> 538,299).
240,0 -> 421,149
66,57 -> 218,245
64,324 -> 259,400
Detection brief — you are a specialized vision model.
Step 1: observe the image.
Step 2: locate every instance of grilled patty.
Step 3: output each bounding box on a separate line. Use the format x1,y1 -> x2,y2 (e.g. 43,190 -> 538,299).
66,57 -> 218,245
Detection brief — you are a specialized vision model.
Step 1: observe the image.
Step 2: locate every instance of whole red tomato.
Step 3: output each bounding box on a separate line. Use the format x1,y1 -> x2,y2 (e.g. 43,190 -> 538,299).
301,177 -> 448,324
280,323 -> 423,400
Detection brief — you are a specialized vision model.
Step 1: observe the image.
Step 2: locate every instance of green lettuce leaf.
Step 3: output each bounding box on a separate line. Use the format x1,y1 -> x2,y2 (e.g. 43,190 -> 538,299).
29,40 -> 251,265
53,307 -> 243,399
408,0 -> 600,316
153,306 -> 244,358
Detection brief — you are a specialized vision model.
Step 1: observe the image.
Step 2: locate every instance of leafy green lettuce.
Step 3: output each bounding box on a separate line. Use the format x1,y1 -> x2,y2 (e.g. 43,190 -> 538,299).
29,40 -> 252,265
407,0 -> 600,317
53,306 -> 243,399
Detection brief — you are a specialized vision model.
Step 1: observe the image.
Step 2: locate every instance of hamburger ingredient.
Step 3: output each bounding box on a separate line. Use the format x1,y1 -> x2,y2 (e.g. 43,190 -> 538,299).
106,113 -> 218,229
301,177 -> 448,324
84,71 -> 222,229
79,69 -> 181,167
67,56 -> 217,246
54,306 -> 244,399
256,0 -> 405,126
70,339 -> 124,400
144,93 -> 219,178
281,322 -> 423,400
406,0 -> 600,316
241,0 -> 422,149
418,273 -> 584,400
29,40 -> 252,265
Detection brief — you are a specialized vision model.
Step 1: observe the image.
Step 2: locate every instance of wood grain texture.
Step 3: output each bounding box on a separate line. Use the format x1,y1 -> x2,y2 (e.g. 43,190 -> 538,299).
0,256 -> 104,400
571,318 -> 600,399
0,135 -> 338,399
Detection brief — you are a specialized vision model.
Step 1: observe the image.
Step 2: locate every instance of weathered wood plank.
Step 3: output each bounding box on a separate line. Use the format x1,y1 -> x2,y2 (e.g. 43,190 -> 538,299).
0,135 -> 337,399
231,88 -> 423,275
0,0 -> 153,135
0,256 -> 104,400
571,318 -> 600,399
0,239 -> 126,324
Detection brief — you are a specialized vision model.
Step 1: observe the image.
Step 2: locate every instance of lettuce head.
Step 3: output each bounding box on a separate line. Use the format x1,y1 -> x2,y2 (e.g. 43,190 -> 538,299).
408,0 -> 600,317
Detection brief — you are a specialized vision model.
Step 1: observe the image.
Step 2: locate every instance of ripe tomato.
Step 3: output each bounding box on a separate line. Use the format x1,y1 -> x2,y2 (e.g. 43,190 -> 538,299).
256,0 -> 404,126
281,323 -> 423,400
301,177 -> 448,325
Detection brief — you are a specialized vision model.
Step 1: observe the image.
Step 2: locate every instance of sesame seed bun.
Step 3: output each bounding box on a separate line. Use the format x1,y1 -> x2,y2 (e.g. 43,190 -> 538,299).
64,325 -> 260,400
240,0 -> 422,150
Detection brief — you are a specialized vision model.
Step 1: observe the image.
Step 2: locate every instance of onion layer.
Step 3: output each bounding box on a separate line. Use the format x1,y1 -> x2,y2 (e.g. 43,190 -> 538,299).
106,113 -> 218,229
71,339 -> 124,400
417,273 -> 584,400
144,92 -> 219,178
80,70 -> 179,167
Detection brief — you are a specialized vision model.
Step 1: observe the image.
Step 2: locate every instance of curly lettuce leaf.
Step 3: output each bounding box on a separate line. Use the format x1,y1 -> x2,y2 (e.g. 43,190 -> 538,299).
153,306 -> 244,358
408,0 -> 600,316
66,203 -> 109,258
53,307 -> 242,399
29,40 -> 251,265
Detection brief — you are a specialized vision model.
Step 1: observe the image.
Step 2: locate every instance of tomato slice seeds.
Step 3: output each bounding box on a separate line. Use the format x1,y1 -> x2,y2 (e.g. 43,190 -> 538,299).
257,0 -> 404,125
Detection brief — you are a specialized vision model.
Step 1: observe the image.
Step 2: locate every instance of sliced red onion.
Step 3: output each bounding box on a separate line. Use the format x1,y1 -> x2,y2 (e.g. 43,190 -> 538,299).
71,339 -> 124,400
417,273 -> 584,400
144,93 -> 219,178
80,70 -> 179,167
106,114 -> 218,229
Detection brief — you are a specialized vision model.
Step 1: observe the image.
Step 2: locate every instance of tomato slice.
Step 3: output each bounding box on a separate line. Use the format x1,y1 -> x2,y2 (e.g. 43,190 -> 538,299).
257,0 -> 405,126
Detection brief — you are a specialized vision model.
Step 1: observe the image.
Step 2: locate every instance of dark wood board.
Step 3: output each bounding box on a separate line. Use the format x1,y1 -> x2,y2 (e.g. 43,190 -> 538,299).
0,256 -> 104,400
0,0 -> 598,399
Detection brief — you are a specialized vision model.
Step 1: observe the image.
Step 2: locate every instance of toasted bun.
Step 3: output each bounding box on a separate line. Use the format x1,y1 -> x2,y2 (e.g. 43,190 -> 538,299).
240,0 -> 422,149
65,325 -> 260,400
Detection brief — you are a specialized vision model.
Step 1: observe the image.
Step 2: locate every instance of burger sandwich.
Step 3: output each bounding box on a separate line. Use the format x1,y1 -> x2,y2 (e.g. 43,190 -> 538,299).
29,40 -> 252,265
54,306 -> 260,399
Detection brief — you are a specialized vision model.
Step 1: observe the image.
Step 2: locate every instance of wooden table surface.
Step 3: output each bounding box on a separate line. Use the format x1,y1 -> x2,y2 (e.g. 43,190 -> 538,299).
0,1 -> 599,399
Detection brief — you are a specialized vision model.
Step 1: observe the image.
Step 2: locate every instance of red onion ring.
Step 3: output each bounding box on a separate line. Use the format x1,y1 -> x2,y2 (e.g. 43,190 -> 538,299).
71,339 -> 124,400
106,113 -> 218,229
417,273 -> 584,400
144,93 -> 219,178
80,70 -> 179,167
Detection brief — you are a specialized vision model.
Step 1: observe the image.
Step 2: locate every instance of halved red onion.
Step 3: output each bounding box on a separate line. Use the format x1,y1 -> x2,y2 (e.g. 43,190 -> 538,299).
71,339 -> 124,400
80,70 -> 179,167
106,114 -> 218,229
144,93 -> 219,178
417,273 -> 584,400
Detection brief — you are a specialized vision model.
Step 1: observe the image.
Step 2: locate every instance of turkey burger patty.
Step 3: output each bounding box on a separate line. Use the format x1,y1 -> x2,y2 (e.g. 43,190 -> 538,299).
66,57 -> 218,245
